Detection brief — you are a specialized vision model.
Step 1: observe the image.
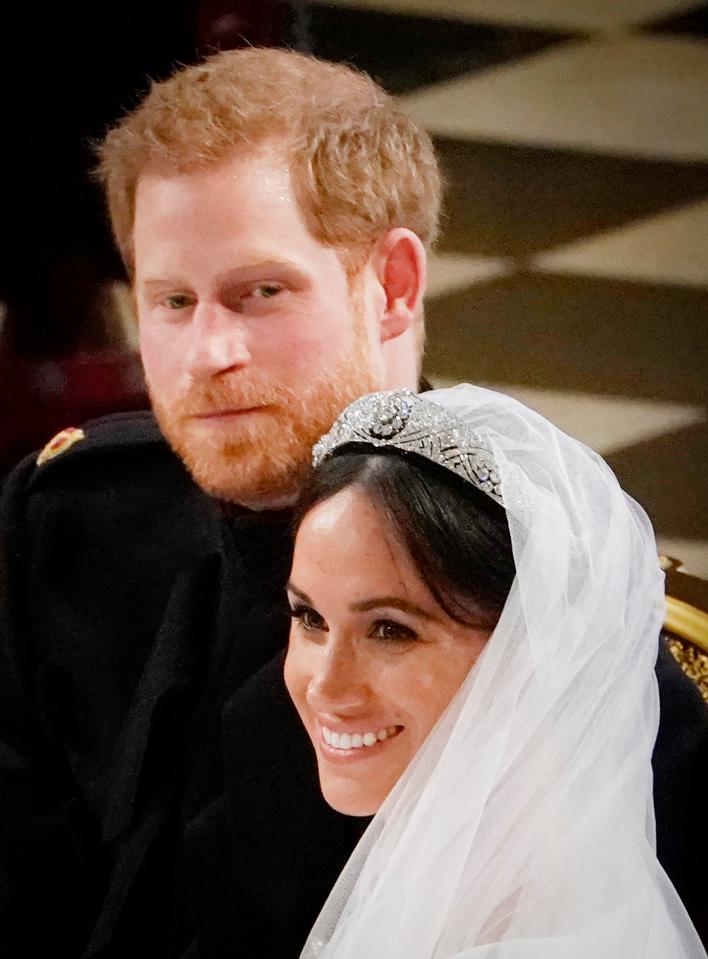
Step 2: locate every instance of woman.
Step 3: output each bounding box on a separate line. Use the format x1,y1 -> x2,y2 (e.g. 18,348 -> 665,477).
284,385 -> 706,958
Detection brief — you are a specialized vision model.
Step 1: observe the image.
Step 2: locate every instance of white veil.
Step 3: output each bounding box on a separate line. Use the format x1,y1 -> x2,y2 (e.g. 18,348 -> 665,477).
301,384 -> 706,959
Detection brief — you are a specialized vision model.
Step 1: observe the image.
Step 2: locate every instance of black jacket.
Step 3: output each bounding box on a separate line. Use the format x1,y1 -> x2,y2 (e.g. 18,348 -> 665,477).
0,411 -> 295,956
0,411 -> 705,957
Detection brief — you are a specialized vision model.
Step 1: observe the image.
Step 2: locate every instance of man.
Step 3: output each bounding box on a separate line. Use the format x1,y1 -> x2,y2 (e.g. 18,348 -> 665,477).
0,48 -> 705,958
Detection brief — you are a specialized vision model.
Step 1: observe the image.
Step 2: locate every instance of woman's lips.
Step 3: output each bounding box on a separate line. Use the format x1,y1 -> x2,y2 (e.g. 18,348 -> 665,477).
317,723 -> 404,761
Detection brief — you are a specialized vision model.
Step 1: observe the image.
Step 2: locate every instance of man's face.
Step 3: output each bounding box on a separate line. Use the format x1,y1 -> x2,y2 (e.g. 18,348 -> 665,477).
132,148 -> 383,506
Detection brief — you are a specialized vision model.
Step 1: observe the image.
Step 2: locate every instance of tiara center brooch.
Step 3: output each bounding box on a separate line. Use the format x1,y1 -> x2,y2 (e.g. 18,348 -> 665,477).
367,392 -> 411,439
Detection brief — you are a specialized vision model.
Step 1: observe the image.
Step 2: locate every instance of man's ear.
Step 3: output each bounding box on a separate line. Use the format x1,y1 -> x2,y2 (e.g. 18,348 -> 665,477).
375,228 -> 427,343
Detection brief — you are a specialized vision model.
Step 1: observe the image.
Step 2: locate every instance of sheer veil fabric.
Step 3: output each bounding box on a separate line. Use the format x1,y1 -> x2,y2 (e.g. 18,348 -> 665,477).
301,384 -> 707,959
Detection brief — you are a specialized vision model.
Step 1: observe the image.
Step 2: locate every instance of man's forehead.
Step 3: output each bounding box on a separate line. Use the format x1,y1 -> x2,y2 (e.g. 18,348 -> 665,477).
132,156 -> 308,258
135,145 -> 293,200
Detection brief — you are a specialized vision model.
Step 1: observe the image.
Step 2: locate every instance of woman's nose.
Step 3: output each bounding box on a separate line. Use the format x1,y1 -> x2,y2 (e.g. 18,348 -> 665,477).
306,644 -> 370,714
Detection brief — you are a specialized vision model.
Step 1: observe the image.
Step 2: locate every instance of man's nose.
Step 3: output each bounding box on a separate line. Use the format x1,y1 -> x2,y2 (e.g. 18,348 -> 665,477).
185,302 -> 251,378
306,643 -> 369,715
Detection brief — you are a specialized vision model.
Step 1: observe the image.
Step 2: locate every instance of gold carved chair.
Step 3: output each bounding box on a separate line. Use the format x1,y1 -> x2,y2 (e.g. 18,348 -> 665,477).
661,556 -> 708,703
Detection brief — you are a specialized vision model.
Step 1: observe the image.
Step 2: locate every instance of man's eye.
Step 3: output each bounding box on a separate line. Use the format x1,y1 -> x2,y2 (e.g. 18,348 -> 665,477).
163,294 -> 193,310
252,283 -> 284,299
370,620 -> 418,645
289,604 -> 327,632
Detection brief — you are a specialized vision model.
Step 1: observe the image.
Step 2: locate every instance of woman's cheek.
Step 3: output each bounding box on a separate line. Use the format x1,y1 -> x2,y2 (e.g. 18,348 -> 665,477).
283,643 -> 307,712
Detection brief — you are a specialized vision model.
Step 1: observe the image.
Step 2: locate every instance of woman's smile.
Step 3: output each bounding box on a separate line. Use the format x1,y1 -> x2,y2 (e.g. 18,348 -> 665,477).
317,724 -> 404,763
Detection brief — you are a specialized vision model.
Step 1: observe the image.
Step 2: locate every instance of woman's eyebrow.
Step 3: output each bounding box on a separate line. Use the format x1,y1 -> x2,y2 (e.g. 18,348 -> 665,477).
349,597 -> 439,622
287,586 -> 440,623
286,583 -> 313,605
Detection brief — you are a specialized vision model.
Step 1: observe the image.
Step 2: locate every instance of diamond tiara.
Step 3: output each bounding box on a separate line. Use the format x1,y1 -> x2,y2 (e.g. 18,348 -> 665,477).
312,390 -> 504,506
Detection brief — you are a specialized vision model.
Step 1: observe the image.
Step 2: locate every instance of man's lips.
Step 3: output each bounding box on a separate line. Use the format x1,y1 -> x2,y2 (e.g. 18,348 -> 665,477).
190,405 -> 270,420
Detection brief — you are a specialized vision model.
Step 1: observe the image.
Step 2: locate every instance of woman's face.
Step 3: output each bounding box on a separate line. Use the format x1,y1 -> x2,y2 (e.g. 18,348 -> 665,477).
284,486 -> 490,816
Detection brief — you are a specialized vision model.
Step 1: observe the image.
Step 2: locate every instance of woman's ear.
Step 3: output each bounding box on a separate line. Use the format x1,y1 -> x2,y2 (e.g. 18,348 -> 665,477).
375,229 -> 427,343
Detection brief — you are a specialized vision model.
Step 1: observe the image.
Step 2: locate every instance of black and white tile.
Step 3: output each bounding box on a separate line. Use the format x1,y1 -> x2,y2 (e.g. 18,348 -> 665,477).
313,0 -> 708,575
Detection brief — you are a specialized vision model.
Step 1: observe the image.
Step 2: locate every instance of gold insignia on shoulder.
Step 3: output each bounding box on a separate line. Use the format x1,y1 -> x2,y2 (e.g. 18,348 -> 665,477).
36,427 -> 86,466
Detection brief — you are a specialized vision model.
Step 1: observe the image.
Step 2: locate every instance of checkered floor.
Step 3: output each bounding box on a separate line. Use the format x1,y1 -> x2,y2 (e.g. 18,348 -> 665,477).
310,0 -> 708,576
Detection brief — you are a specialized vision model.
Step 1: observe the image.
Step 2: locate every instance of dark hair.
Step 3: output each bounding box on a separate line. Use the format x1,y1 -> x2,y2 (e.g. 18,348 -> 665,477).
294,448 -> 515,631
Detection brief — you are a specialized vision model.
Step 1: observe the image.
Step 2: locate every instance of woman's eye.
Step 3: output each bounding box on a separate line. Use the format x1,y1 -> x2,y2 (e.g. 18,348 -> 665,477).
289,605 -> 327,632
370,620 -> 417,645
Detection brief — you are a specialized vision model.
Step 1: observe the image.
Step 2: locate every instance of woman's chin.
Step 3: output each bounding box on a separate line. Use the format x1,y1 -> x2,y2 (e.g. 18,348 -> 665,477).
312,724 -> 409,816
319,778 -> 385,817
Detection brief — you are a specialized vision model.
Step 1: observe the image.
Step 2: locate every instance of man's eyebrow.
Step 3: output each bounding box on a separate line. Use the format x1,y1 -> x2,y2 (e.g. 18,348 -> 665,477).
138,278 -> 186,289
138,260 -> 308,289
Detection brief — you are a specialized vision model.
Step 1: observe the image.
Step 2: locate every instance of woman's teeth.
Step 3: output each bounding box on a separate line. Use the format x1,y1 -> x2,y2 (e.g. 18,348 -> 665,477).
322,726 -> 399,750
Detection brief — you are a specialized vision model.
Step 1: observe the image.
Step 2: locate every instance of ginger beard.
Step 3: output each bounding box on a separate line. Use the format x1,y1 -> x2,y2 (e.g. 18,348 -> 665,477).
148,315 -> 381,507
